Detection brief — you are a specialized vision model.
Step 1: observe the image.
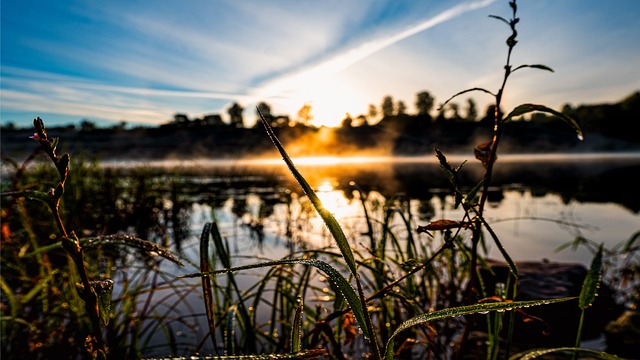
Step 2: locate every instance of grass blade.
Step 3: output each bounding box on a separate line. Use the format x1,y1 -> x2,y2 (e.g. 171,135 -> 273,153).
180,258 -> 374,346
579,244 -> 603,309
144,349 -> 327,359
291,296 -> 304,353
384,298 -> 575,360
258,112 -> 358,278
200,223 -> 218,352
209,222 -> 257,353
509,347 -> 620,360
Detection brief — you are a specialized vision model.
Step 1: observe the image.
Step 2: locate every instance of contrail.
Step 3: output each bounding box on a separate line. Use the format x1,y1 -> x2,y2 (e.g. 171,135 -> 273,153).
254,0 -> 497,97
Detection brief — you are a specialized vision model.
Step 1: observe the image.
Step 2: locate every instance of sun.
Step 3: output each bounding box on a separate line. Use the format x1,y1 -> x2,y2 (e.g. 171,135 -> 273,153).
288,78 -> 368,127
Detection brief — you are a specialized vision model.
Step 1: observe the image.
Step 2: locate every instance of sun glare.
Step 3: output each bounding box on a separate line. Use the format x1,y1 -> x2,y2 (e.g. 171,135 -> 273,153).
288,78 -> 367,128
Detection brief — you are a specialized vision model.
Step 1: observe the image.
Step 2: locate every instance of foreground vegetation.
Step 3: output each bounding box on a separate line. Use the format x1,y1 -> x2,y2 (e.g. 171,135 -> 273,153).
2,1 -> 638,359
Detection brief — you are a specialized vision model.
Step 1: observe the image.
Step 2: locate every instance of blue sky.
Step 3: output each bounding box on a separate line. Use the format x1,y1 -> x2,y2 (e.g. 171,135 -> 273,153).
2,0 -> 639,128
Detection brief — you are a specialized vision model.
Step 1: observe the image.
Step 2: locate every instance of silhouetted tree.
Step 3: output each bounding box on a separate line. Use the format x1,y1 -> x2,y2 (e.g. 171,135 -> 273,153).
256,102 -> 274,125
341,113 -> 353,128
271,115 -> 290,128
228,102 -> 244,128
295,104 -> 313,126
479,104 -> 498,126
448,102 -> 461,120
110,121 -> 127,132
465,98 -> 478,122
368,104 -> 378,123
416,91 -> 434,117
355,114 -> 368,127
397,100 -> 407,115
80,119 -> 97,132
381,96 -> 395,118
2,122 -> 16,130
173,113 -> 190,124
202,114 -> 225,126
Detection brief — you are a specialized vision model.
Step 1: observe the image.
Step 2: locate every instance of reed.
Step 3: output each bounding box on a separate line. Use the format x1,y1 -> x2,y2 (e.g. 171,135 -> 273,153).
2,1 -> 632,359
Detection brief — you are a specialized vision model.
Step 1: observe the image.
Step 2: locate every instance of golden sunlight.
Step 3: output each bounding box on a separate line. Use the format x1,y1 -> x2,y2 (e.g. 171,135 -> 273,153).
314,178 -> 354,218
289,78 -> 367,128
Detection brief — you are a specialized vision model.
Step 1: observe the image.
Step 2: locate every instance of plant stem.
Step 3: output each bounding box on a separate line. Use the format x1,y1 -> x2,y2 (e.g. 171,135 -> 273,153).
573,309 -> 586,360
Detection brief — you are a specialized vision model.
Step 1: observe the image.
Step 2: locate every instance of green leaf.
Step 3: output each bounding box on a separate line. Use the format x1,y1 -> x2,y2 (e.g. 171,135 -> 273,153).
503,103 -> 584,140
90,279 -> 114,326
509,347 -> 621,360
291,296 -> 304,353
384,298 -> 575,360
259,112 -> 358,279
434,148 -> 465,207
488,14 -> 510,26
579,244 -> 603,309
439,87 -> 495,111
180,258 -> 375,347
464,179 -> 485,206
512,64 -> 554,73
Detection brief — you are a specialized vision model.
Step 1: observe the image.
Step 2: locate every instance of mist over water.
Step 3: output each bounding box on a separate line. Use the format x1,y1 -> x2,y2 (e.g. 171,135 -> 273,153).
95,152 -> 640,266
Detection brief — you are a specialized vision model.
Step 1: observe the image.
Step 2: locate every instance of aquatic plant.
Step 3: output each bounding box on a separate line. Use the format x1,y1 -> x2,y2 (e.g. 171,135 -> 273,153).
2,1 -> 628,359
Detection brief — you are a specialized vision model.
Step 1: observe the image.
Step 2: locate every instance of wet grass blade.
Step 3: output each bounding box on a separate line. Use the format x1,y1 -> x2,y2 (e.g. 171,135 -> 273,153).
384,297 -> 576,360
259,112 -> 358,278
144,348 -> 327,359
209,222 -> 257,353
509,347 -> 620,360
579,244 -> 603,309
291,296 -> 304,353
180,258 -> 374,347
200,223 -> 218,352
81,234 -> 184,266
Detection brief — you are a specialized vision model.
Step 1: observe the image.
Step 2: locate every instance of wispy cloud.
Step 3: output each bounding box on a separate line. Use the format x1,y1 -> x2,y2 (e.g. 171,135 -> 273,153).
252,0 -> 497,99
1,67 -> 251,124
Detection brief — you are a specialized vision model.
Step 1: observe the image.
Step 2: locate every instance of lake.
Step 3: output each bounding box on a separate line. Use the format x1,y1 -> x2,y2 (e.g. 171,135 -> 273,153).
102,152 -> 639,266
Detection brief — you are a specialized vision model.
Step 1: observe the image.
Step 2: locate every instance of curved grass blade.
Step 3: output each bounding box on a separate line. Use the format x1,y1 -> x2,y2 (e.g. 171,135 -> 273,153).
226,307 -> 237,356
144,348 -> 327,359
259,112 -> 358,279
291,296 -> 304,353
200,223 -> 218,352
503,103 -> 583,140
81,234 -> 183,266
260,109 -> 382,359
509,347 -> 620,360
384,298 -> 575,360
180,258 -> 375,347
209,222 -> 257,353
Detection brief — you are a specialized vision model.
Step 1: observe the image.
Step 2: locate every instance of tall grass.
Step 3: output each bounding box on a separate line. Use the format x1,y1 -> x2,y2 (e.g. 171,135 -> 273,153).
1,1 -> 632,359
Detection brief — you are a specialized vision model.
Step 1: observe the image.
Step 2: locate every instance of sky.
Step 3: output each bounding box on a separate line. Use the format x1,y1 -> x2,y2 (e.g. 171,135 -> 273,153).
2,0 -> 640,128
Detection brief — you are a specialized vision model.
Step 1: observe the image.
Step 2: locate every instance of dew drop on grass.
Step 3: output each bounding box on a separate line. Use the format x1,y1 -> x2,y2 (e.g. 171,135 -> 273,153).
478,311 -> 490,314
577,133 -> 584,141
